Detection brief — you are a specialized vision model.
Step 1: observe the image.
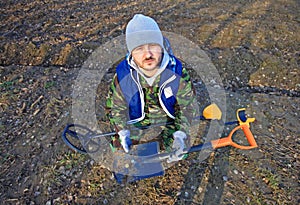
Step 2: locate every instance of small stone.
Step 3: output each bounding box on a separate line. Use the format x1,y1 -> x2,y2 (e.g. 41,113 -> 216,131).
59,166 -> 65,172
53,197 -> 61,204
67,194 -> 73,201
90,160 -> 94,166
34,191 -> 41,197
184,191 -> 189,197
103,199 -> 108,204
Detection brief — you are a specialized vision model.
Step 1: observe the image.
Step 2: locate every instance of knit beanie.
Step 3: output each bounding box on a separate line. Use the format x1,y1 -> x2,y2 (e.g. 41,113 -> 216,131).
125,14 -> 164,54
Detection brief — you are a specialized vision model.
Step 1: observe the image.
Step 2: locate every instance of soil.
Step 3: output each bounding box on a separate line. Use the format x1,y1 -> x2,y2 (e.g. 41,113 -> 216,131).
0,0 -> 299,204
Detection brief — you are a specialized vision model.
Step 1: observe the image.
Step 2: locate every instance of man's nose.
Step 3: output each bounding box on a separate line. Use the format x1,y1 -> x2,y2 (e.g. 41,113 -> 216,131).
144,46 -> 153,56
144,50 -> 153,57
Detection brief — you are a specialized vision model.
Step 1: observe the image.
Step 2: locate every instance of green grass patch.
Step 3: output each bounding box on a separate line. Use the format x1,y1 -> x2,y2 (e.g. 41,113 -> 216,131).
259,168 -> 280,190
44,81 -> 56,89
0,80 -> 15,89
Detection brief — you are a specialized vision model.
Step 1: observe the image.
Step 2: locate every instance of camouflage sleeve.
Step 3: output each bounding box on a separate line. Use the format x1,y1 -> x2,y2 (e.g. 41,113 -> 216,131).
174,67 -> 198,135
106,73 -> 128,131
160,67 -> 198,150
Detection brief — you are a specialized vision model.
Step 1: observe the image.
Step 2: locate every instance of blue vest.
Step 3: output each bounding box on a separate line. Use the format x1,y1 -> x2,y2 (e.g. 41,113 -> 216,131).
116,55 -> 182,124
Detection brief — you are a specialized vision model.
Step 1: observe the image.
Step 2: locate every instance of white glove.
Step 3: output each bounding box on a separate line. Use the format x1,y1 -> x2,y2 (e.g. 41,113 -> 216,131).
118,129 -> 132,153
167,131 -> 187,163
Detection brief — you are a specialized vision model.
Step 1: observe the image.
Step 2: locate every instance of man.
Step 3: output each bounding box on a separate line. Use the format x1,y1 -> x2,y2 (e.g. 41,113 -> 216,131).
106,14 -> 197,163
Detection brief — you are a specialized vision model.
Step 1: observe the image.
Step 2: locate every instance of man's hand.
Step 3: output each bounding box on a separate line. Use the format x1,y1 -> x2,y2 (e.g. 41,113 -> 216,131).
118,129 -> 132,153
167,131 -> 187,163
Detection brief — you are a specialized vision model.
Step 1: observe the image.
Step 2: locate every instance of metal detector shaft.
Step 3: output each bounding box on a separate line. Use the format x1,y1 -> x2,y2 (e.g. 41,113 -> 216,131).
62,108 -> 257,155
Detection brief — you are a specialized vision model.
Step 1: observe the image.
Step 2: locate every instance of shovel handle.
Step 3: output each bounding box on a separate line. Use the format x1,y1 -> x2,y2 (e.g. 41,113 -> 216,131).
240,124 -> 258,149
211,124 -> 257,150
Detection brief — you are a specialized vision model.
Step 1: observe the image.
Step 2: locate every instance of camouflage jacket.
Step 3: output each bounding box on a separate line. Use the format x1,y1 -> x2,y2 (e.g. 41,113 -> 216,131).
106,56 -> 197,149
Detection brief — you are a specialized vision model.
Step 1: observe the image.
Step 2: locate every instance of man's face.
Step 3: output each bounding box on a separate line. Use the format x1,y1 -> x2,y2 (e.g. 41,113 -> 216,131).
131,43 -> 163,76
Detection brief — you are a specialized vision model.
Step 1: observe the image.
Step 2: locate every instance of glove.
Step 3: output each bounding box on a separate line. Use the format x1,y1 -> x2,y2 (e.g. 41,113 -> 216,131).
118,129 -> 132,153
167,131 -> 187,163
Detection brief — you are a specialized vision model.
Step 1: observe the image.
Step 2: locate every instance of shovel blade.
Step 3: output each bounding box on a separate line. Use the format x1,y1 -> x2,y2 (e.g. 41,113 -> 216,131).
203,103 -> 222,120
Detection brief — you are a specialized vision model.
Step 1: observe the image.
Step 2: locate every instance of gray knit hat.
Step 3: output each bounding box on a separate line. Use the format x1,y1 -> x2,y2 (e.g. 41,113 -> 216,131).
125,14 -> 164,54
